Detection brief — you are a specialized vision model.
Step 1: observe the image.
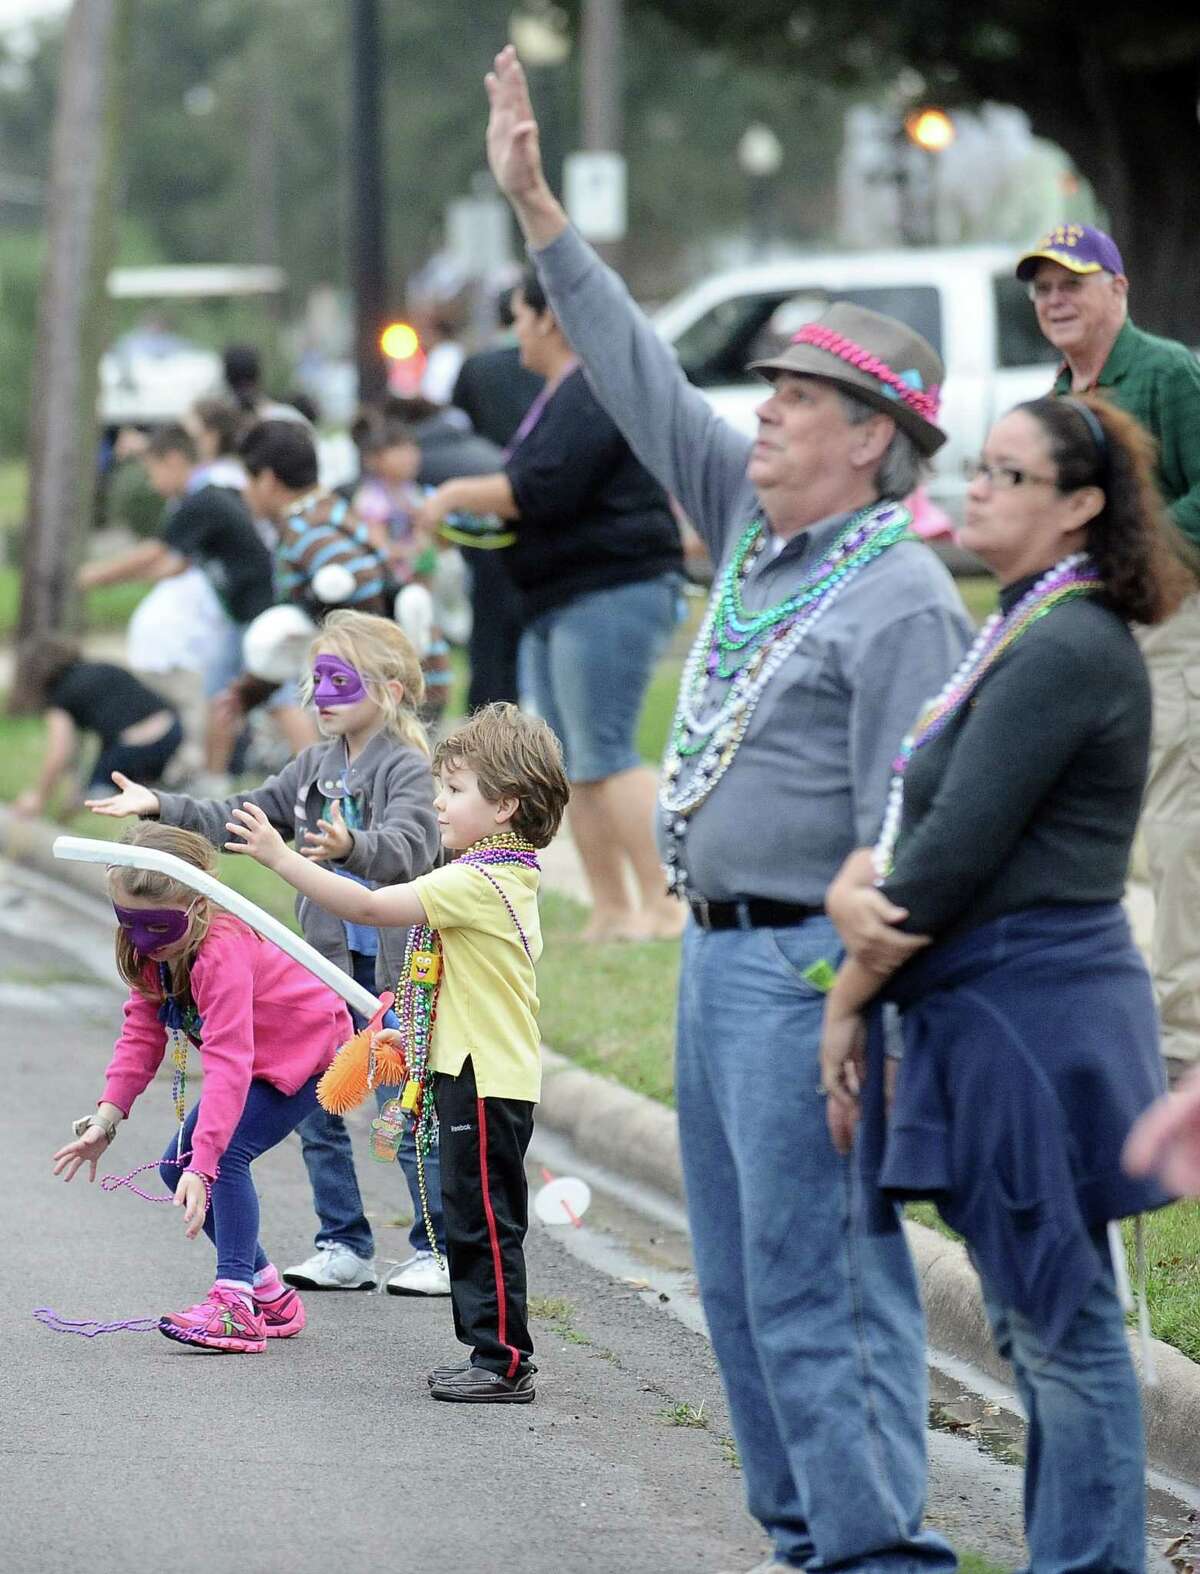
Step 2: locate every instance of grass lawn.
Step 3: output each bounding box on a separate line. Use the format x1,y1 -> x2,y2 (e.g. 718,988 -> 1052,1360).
0,564 -> 150,637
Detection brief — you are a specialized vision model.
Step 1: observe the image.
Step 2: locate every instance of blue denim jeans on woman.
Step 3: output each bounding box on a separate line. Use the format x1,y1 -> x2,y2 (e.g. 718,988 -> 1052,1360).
980,1240 -> 1146,1574
521,573 -> 680,782
676,915 -> 956,1571
294,949 -> 445,1260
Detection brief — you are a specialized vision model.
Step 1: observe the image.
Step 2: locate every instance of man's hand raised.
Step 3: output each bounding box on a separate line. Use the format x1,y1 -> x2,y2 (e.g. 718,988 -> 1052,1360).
485,46 -> 567,247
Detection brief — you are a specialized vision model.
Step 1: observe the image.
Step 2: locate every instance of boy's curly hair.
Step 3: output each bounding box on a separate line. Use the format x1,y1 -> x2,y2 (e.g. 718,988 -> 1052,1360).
433,703 -> 570,848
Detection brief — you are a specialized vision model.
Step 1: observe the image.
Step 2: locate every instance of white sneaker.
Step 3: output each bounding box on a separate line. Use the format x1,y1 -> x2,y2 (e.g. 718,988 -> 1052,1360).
385,1251 -> 451,1297
282,1242 -> 378,1291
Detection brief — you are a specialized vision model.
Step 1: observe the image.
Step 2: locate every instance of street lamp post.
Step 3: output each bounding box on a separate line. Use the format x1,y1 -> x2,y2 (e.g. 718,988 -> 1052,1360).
898,107 -> 955,246
738,123 -> 784,254
350,0 -> 387,404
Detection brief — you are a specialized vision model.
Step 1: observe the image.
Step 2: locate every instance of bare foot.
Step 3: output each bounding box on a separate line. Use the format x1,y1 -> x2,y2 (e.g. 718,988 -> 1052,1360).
580,910 -> 641,943
627,903 -> 687,943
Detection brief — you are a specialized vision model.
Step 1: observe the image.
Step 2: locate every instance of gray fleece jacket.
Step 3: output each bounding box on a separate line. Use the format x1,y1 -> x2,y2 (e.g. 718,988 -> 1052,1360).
155,730 -> 441,992
533,226 -> 972,904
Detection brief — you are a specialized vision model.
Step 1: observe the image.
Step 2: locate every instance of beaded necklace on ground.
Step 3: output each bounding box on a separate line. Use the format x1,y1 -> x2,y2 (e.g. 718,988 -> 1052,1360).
873,551 -> 1102,879
660,498 -> 914,895
368,832 -> 540,1268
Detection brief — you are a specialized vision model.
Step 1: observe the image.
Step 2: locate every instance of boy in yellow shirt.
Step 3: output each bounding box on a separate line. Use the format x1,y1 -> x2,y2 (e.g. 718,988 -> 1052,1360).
227,703 -> 570,1402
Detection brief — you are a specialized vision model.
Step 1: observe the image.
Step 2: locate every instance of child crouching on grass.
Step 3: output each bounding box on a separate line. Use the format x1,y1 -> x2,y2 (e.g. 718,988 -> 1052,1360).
225,703 -> 570,1403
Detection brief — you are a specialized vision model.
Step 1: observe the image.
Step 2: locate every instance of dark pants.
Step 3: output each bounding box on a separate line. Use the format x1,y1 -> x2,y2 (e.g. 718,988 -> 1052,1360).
434,1056 -> 534,1376
464,547 -> 523,710
90,715 -> 183,793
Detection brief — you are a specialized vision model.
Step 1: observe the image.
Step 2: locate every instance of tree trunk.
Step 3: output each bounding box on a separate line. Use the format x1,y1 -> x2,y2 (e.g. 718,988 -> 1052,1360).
12,0 -> 131,713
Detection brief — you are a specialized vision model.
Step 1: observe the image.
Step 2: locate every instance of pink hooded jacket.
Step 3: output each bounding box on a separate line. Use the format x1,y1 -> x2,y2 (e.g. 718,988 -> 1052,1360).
101,917 -> 352,1177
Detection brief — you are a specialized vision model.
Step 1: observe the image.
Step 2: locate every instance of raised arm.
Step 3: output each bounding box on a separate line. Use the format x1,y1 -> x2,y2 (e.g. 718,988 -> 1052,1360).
485,45 -> 752,552
225,802 -> 429,928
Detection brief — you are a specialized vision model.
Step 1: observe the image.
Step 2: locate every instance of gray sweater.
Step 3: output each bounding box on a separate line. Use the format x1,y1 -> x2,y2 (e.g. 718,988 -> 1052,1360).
534,226 -> 973,903
156,730 -> 441,991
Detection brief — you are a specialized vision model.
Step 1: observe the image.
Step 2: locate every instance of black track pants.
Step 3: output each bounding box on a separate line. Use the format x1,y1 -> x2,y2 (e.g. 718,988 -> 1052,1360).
434,1057 -> 535,1376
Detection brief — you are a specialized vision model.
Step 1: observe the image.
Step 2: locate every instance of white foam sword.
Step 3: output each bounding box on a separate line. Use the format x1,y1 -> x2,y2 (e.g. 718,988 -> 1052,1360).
52,835 -> 396,1031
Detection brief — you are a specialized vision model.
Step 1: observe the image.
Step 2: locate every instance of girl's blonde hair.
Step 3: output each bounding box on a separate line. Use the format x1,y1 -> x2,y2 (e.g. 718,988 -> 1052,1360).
303,609 -> 430,757
108,823 -> 220,1007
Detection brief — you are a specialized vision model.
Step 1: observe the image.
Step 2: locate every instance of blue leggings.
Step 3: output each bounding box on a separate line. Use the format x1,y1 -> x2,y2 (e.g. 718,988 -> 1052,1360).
160,1076 -> 321,1283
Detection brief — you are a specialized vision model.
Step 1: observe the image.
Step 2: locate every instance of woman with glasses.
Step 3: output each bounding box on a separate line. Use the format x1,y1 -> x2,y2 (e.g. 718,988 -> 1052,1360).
819,392 -> 1190,1573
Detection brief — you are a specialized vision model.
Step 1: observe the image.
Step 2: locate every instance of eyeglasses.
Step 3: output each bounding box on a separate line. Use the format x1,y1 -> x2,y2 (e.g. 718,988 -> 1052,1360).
963,459 -> 1060,490
1026,274 -> 1100,302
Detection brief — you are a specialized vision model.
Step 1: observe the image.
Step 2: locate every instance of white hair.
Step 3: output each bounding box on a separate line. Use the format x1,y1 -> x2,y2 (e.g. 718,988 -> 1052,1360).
836,389 -> 926,500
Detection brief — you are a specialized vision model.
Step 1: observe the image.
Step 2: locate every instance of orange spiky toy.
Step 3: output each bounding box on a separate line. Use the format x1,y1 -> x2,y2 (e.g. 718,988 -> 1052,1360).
316,992 -> 407,1114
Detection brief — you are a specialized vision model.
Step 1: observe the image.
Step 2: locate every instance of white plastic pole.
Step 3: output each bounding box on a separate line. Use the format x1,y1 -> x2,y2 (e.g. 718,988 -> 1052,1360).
53,835 -> 380,1020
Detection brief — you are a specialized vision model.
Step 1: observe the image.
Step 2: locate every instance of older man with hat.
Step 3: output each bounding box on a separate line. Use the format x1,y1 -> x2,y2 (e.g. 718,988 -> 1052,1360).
487,47 -> 968,1574
1018,224 -> 1200,1083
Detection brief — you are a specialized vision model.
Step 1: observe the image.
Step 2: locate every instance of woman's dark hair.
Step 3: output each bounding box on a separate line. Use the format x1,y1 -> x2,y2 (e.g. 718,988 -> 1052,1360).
20,634 -> 81,710
517,265 -> 550,317
1018,393 -> 1192,625
239,418 -> 319,490
191,397 -> 242,457
222,343 -> 262,411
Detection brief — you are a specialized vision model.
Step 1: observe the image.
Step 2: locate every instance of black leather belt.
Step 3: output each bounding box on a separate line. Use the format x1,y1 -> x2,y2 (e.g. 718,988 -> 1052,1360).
686,895 -> 823,931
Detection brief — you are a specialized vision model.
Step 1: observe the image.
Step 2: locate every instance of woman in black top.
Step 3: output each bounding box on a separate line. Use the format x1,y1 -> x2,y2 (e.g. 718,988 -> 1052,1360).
818,395 -> 1189,1574
12,638 -> 182,818
415,268 -> 684,940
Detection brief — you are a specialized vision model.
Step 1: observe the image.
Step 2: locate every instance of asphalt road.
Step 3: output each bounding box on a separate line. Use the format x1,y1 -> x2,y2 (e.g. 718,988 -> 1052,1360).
0,861 -> 1184,1574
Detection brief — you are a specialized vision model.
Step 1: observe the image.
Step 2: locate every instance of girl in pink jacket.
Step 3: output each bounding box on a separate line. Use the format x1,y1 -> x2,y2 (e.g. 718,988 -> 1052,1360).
52,822 -> 352,1353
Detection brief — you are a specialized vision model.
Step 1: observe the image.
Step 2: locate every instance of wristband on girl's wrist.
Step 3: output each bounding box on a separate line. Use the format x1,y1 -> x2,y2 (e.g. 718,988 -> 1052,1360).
72,1112 -> 117,1145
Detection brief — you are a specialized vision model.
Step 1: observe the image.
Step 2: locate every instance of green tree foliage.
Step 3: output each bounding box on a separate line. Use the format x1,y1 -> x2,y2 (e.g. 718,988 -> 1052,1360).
0,0 -> 856,454
626,0 -> 1200,339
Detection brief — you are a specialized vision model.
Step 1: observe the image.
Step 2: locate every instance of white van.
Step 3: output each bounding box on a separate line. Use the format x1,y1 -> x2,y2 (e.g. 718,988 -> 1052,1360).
653,245 -> 1059,523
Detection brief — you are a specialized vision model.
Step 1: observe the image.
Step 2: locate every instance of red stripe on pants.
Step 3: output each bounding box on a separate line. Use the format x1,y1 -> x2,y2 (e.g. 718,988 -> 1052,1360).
476,1096 -> 520,1378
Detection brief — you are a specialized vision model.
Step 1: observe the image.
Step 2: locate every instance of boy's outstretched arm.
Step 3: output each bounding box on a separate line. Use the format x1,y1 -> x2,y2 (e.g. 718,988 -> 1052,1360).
225,803 -> 429,928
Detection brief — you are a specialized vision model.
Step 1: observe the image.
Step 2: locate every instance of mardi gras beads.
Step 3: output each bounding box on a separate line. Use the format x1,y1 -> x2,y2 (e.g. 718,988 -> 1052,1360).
873,551 -> 1102,879
661,499 -> 914,894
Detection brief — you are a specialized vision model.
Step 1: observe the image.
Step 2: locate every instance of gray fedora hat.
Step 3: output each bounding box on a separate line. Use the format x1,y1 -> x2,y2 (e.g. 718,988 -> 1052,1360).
748,301 -> 947,456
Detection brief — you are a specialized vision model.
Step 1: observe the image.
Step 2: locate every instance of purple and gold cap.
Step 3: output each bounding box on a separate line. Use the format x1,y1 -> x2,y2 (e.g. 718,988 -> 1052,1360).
1016,224 -> 1125,282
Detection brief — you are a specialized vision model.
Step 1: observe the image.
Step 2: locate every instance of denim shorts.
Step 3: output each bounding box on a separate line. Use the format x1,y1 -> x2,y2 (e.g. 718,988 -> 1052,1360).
520,573 -> 680,783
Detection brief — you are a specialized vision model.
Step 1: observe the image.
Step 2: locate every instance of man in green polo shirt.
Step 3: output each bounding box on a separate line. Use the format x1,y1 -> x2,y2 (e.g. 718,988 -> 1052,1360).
1018,223 -> 1200,1082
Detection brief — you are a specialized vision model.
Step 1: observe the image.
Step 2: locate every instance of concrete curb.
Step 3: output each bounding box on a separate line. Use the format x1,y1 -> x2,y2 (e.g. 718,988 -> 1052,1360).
5,803 -> 1197,1485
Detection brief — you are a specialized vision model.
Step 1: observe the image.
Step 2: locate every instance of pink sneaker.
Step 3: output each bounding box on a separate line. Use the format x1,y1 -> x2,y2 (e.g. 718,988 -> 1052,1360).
159,1286 -> 266,1353
256,1284 -> 306,1338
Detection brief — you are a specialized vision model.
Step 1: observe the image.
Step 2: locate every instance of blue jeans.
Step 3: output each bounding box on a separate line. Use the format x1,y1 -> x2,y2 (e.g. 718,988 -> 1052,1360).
521,573 -> 679,783
295,950 -> 445,1259
980,1246 -> 1146,1573
161,1075 -> 321,1284
676,916 -> 956,1571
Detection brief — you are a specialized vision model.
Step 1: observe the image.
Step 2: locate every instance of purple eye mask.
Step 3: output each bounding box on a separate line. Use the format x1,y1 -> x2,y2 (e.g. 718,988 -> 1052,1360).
312,654 -> 369,707
113,902 -> 193,955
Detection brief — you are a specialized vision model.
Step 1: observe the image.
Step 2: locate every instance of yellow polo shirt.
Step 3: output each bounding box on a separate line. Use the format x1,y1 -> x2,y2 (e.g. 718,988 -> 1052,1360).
411,860 -> 543,1102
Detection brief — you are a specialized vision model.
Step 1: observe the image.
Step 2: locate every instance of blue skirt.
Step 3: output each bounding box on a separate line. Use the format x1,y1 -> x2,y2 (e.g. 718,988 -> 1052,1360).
858,903 -> 1173,1350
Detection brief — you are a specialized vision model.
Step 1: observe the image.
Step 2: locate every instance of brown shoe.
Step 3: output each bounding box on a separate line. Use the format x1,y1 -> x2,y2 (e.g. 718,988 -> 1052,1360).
427,1360 -> 471,1387
429,1364 -> 536,1403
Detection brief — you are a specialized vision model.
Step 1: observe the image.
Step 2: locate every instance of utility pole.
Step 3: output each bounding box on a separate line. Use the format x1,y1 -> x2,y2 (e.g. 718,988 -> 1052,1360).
349,0 -> 387,404
12,0 -> 131,710
580,0 -> 624,269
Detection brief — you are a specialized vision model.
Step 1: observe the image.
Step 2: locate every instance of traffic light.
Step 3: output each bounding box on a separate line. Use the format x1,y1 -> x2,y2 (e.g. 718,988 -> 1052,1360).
380,321 -> 426,395
380,321 -> 420,360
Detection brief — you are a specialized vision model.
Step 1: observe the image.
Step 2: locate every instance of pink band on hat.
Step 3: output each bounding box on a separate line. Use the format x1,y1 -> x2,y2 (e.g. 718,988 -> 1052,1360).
789,325 -> 941,422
